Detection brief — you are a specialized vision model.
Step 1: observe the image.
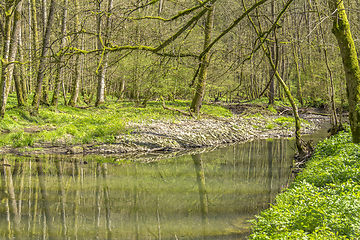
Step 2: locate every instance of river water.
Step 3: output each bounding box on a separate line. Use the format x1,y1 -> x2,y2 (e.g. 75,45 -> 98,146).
0,126 -> 329,240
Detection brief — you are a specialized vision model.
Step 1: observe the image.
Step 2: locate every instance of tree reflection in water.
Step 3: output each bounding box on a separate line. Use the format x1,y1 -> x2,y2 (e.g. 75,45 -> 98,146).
0,135 -> 311,239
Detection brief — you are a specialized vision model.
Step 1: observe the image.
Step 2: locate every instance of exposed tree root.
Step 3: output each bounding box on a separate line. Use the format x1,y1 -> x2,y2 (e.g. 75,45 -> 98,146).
327,123 -> 346,137
161,98 -> 194,117
293,138 -> 315,172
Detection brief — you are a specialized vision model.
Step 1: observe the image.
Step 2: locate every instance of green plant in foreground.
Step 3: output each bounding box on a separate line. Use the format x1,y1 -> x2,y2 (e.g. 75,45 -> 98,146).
250,131 -> 360,239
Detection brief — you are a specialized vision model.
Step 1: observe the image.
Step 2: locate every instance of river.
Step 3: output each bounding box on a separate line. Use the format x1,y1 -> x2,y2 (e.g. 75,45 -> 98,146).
0,125 -> 329,239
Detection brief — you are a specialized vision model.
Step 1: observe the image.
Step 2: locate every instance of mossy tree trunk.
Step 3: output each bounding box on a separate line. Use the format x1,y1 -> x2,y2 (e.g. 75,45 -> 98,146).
30,0 -> 39,92
32,0 -> 56,112
292,42 -> 304,106
190,4 -> 214,114
244,0 -> 306,156
268,1 -> 275,106
0,0 -> 23,118
51,0 -> 68,107
328,0 -> 360,143
95,0 -> 113,107
17,27 -> 28,103
41,0 -> 49,105
68,0 -> 82,107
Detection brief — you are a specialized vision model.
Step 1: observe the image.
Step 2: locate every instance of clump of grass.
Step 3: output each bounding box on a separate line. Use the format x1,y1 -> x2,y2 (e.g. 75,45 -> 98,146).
10,131 -> 34,148
244,112 -> 263,119
267,105 -> 277,114
265,123 -> 274,129
250,130 -> 360,239
273,116 -> 309,127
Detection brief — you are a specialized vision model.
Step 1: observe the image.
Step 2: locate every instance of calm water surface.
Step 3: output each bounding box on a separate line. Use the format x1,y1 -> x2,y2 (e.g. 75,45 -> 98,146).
0,126 -> 329,239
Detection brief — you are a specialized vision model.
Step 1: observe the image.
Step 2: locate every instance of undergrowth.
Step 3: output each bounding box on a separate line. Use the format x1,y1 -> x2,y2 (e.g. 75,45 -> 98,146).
250,129 -> 360,239
0,95 -> 233,148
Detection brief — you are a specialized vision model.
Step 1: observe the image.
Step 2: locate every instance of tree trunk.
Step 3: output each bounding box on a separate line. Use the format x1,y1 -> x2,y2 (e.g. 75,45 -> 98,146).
51,0 -> 68,106
95,0 -> 113,107
268,0 -> 275,105
68,0 -> 82,107
245,0 -> 305,156
190,4 -> 214,114
18,25 -> 28,103
328,0 -> 360,143
14,65 -> 25,107
32,0 -> 56,112
292,42 -> 304,106
41,0 -> 49,104
0,0 -> 23,118
30,0 -> 40,94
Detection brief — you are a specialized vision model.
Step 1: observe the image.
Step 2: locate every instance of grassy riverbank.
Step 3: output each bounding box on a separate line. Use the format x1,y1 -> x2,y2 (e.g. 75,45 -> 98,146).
0,97 -> 230,147
249,129 -> 360,239
0,94 -> 321,155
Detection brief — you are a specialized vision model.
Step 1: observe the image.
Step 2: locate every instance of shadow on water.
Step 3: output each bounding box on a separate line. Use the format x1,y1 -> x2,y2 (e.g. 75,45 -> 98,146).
0,126 -> 329,239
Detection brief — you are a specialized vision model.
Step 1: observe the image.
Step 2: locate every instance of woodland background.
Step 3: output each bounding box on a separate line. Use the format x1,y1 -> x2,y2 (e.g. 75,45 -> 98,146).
0,0 -> 357,114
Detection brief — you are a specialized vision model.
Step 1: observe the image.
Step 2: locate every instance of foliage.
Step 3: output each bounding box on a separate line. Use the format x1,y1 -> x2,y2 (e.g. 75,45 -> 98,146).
0,96 -> 232,147
249,130 -> 360,239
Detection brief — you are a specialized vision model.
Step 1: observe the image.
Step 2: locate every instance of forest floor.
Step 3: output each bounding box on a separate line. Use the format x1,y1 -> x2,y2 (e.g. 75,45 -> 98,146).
0,98 -> 334,157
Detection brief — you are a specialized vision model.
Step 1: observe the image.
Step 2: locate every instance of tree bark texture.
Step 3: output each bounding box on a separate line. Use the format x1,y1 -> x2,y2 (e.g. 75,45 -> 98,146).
0,0 -> 23,118
68,0 -> 82,107
32,0 -> 56,112
329,0 -> 360,143
190,3 -> 214,114
95,0 -> 113,107
51,0 -> 68,106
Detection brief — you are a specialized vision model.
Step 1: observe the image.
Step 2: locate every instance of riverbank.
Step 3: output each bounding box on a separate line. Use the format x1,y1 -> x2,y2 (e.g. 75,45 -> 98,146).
1,114 -> 326,157
249,129 -> 360,239
0,99 -> 329,156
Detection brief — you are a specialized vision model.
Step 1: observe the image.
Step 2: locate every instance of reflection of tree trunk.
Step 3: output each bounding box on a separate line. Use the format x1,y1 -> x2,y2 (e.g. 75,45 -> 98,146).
95,163 -> 101,239
134,164 -> 140,240
18,164 -> 25,217
247,141 -> 253,180
192,154 -> 208,239
36,157 -> 55,239
157,196 -> 161,240
26,159 -> 32,239
73,159 -> 81,239
55,158 -> 67,237
3,157 -> 20,238
31,165 -> 39,238
0,159 -> 7,236
267,141 -> 273,205
101,163 -> 112,240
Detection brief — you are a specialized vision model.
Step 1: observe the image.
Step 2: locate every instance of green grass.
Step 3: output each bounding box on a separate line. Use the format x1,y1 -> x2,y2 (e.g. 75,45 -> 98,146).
249,129 -> 360,239
0,95 -> 233,147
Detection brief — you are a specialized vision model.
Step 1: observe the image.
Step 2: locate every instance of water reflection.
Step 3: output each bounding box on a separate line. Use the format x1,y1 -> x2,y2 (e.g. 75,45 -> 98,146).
0,129 -> 327,239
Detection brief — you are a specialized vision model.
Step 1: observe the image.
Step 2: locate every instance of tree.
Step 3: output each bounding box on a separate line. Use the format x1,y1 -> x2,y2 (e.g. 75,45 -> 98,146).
68,0 -> 82,107
190,3 -> 214,114
0,0 -> 24,118
328,0 -> 360,143
32,0 -> 56,112
94,0 -> 113,107
51,0 -> 68,107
